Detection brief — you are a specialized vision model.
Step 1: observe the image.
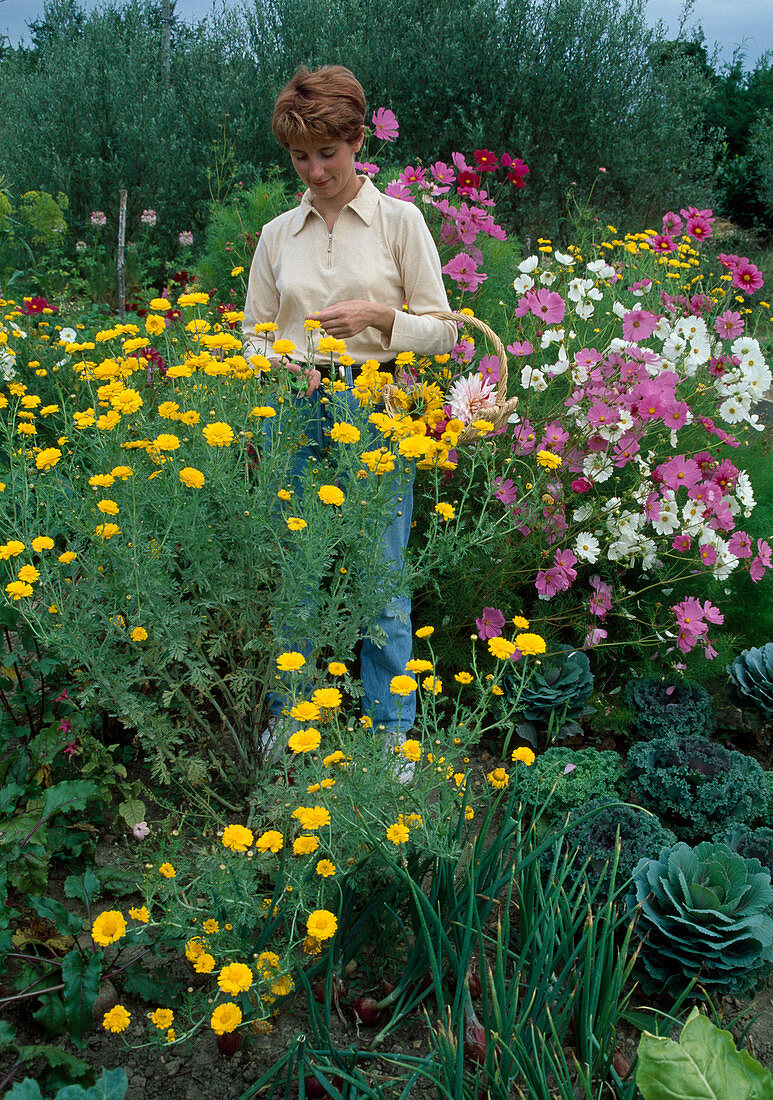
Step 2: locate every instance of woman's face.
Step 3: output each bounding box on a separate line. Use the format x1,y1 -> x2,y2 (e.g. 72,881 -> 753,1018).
288,129 -> 365,209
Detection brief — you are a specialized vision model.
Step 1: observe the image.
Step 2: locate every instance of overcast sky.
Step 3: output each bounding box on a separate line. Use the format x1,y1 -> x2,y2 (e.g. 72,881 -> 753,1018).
0,0 -> 771,68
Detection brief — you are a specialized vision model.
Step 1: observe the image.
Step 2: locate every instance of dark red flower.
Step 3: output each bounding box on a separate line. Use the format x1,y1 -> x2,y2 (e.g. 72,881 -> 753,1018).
474,149 -> 499,172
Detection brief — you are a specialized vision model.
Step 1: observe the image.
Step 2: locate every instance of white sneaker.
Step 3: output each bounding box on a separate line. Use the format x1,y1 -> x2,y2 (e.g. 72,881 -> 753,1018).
259,716 -> 299,762
384,730 -> 417,784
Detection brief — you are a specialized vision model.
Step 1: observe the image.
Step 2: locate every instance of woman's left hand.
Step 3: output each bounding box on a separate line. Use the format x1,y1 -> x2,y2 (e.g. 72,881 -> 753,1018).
310,300 -> 395,340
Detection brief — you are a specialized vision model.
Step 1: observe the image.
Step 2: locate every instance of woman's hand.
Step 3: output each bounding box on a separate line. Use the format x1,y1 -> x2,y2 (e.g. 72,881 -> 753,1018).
270,357 -> 321,396
310,300 -> 395,340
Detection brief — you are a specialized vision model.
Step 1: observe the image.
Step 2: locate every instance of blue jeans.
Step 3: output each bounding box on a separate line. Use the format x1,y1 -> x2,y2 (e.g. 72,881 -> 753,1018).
266,375 -> 415,732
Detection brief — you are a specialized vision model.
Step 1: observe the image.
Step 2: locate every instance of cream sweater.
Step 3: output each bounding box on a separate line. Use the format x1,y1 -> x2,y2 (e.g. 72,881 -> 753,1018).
242,176 -> 457,365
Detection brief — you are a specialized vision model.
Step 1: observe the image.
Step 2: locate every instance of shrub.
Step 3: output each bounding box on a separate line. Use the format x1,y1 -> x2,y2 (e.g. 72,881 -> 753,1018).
624,676 -> 716,741
728,643 -> 773,720
514,747 -> 626,824
561,797 -> 677,887
628,735 -> 768,841
628,841 -> 773,996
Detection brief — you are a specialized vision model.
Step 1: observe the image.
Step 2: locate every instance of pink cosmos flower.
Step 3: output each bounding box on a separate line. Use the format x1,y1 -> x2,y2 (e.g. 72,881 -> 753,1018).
507,340 -> 533,357
672,534 -> 691,553
398,165 -> 427,187
621,309 -> 658,342
657,455 -> 701,492
650,233 -> 677,254
733,260 -> 764,294
571,477 -> 593,494
685,215 -> 712,240
442,252 -> 487,291
456,169 -> 482,193
494,477 -> 518,504
698,543 -> 717,566
750,539 -> 772,583
583,628 -> 608,648
473,149 -> 499,172
728,530 -> 753,559
517,287 -> 566,325
661,211 -> 683,236
476,607 -> 505,639
535,566 -> 570,599
511,418 -> 537,454
384,180 -> 414,202
588,575 -> 612,618
355,161 -> 380,177
447,372 -> 497,425
714,310 -> 744,339
372,107 -> 399,142
554,548 -> 578,584
505,158 -> 529,187
661,400 -> 690,431
478,354 -> 500,384
431,161 -> 456,187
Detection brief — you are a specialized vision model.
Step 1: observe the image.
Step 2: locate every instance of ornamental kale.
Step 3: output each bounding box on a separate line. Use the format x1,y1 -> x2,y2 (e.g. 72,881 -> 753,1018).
628,841 -> 773,996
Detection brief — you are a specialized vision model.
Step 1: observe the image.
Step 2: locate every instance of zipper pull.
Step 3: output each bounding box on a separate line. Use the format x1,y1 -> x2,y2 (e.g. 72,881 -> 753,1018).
327,232 -> 332,267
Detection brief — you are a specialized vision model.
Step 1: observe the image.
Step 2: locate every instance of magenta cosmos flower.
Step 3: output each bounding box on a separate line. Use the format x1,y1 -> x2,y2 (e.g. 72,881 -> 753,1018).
442,252 -> 487,291
475,607 -> 505,639
372,107 -> 398,142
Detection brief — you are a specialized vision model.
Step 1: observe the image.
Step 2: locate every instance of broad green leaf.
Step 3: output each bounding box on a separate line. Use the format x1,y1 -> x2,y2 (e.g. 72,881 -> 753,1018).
637,1007 -> 773,1100
0,1019 -> 15,1047
4,1080 -> 44,1100
41,780 -> 102,819
16,1042 -> 91,1076
55,1068 -> 129,1100
61,948 -> 103,1047
117,798 -> 145,827
64,869 -> 101,906
8,847 -> 49,894
32,992 -> 67,1035
29,894 -> 84,935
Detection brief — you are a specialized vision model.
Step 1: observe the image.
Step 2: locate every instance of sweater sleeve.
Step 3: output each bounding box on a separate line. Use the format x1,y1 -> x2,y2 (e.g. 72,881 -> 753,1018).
242,230 -> 280,358
380,204 -> 458,356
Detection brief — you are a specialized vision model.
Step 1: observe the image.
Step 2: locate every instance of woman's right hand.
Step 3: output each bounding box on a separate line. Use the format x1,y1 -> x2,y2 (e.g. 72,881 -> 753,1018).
270,357 -> 322,396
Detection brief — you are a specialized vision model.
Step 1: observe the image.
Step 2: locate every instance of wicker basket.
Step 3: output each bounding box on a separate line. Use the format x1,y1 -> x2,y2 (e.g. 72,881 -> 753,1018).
382,310 -> 518,445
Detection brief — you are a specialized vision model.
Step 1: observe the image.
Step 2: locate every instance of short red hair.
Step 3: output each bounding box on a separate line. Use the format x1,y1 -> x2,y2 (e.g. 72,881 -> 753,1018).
272,65 -> 366,147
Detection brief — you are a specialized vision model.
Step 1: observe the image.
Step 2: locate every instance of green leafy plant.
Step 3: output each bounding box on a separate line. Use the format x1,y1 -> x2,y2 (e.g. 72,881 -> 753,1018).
728,643 -> 773,721
513,747 -> 627,826
625,676 -> 716,741
561,796 -> 677,888
628,841 -> 773,996
714,823 -> 773,882
503,644 -> 594,747
628,735 -> 768,841
636,1006 -> 773,1100
4,1068 -> 128,1100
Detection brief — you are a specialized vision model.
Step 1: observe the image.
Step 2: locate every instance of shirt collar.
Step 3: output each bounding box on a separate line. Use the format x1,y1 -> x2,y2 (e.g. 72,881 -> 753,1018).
292,175 -> 380,234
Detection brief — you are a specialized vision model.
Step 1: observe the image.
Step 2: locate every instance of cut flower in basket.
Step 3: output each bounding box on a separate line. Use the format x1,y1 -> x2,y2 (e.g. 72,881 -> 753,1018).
446,373 -> 498,426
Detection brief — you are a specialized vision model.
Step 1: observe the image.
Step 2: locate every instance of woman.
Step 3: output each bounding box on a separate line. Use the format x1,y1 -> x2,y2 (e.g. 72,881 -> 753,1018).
243,65 -> 456,751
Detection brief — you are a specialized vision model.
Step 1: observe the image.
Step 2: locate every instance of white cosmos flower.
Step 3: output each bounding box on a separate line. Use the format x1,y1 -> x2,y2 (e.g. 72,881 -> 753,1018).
0,350 -> 16,379
59,327 -> 77,343
513,273 -> 534,294
586,259 -> 615,278
540,327 -> 565,348
554,250 -> 575,266
574,300 -> 596,320
539,270 -> 557,286
736,471 -> 755,514
573,503 -> 594,524
574,532 -> 600,562
582,453 -> 613,483
518,256 -> 539,273
652,497 -> 680,536
718,394 -> 752,423
520,365 -> 547,391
